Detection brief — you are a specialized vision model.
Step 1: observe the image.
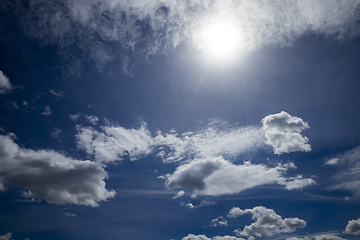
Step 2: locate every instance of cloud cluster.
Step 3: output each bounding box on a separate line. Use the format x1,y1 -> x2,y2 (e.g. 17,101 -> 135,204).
229,206 -> 306,238
0,134 -> 115,206
211,216 -> 228,227
344,218 -> 360,236
7,0 -> 360,72
0,70 -> 13,94
164,157 -> 314,196
182,234 -> 245,240
262,111 -> 311,155
326,146 -> 360,197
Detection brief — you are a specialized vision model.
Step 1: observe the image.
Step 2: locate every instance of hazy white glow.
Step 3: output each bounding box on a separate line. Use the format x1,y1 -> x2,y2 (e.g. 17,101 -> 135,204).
203,22 -> 240,58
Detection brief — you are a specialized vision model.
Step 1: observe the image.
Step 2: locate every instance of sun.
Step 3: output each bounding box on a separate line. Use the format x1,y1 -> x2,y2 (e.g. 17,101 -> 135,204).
202,22 -> 240,59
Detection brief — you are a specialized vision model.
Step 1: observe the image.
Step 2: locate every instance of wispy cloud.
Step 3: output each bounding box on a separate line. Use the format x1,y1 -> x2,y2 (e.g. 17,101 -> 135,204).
0,134 -> 115,206
182,234 -> 245,240
10,0 -> 360,72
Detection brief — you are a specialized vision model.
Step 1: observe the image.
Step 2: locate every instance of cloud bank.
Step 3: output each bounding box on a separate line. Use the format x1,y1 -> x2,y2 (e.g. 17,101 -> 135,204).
0,134 -> 115,206
5,0 -> 360,72
229,206 -> 306,238
164,157 -> 314,196
262,111 -> 311,155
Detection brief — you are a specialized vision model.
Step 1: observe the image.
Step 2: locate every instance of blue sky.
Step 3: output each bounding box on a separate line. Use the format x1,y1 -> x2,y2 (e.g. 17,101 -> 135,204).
1,1 -> 360,240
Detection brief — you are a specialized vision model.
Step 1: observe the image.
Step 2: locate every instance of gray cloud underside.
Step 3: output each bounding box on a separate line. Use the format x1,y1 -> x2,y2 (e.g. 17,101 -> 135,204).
228,206 -> 306,238
344,218 -> 360,236
7,0 -> 360,72
0,134 -> 115,206
164,157 -> 314,196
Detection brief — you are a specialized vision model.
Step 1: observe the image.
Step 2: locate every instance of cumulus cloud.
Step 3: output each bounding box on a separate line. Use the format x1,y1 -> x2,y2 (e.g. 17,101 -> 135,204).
0,71 -> 13,94
7,0 -> 359,72
344,218 -> 360,236
0,134 -> 115,206
230,206 -> 306,238
172,190 -> 185,199
69,113 -> 81,121
211,216 -> 228,227
262,111 -> 311,155
0,233 -> 12,240
182,234 -> 245,240
164,157 -> 314,196
84,115 -> 99,125
327,146 -> 360,197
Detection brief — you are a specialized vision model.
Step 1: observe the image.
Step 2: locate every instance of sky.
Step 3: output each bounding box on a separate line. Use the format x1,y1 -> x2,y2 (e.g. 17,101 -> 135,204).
1,0 -> 360,240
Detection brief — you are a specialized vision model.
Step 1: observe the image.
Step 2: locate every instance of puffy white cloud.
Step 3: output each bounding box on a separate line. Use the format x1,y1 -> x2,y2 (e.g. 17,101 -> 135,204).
230,206 -> 306,238
0,233 -> 12,240
182,234 -> 245,240
0,71 -> 13,94
14,0 -> 360,72
0,134 -> 115,206
76,123 -> 153,162
314,235 -> 346,240
262,111 -> 311,155
172,190 -> 185,199
164,157 -> 314,196
327,146 -> 360,197
211,216 -> 228,227
84,115 -> 99,125
344,218 -> 360,236
69,113 -> 81,121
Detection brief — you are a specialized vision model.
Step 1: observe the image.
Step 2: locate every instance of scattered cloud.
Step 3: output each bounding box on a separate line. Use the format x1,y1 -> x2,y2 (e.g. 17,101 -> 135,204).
76,123 -> 153,163
327,146 -> 360,197
49,90 -> 64,97
0,134 -> 115,206
229,206 -> 306,238
325,158 -> 339,165
172,190 -> 185,199
211,216 -> 228,227
0,71 -> 13,94
41,106 -> 52,116
12,0 -> 360,73
182,234 -> 245,240
344,218 -> 360,236
64,212 -> 77,218
69,113 -> 81,121
7,101 -> 19,110
262,111 -> 311,155
314,235 -> 346,240
84,115 -> 99,125
164,157 -> 314,196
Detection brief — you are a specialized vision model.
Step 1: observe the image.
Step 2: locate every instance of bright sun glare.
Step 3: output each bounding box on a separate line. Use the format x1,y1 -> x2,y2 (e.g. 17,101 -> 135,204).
203,22 -> 240,59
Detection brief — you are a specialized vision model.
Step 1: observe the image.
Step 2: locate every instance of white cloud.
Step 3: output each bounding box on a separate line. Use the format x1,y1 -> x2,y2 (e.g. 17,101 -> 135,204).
14,0 -> 360,73
64,212 -> 77,217
172,190 -> 185,199
49,90 -> 64,97
164,157 -> 314,196
314,235 -> 346,240
327,146 -> 360,197
0,134 -> 115,207
154,123 -> 265,163
182,234 -> 245,240
287,238 -> 310,240
69,113 -> 81,121
76,123 -> 153,163
325,158 -> 339,165
41,106 -> 52,116
0,233 -> 12,240
0,71 -> 13,94
84,115 -> 99,125
230,206 -> 306,238
262,111 -> 311,155
211,216 -> 228,227
344,218 -> 360,236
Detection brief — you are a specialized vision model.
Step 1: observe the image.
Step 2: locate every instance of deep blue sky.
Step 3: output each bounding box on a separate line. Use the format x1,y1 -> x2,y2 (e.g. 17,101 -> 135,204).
1,1 -> 360,240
